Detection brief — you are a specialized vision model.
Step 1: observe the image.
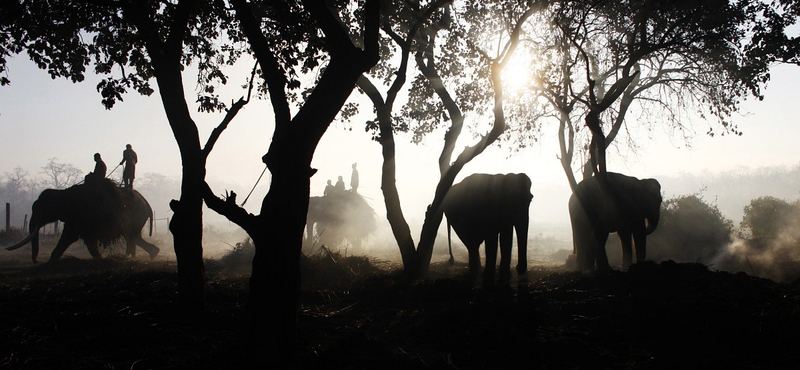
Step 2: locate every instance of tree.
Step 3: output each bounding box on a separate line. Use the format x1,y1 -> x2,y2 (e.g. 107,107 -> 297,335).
647,194 -> 733,264
1,0 -> 350,365
356,0 -> 542,276
41,158 -> 83,190
0,166 -> 39,228
200,0 -> 381,364
741,196 -> 799,243
0,0 -> 248,310
511,0 -> 778,192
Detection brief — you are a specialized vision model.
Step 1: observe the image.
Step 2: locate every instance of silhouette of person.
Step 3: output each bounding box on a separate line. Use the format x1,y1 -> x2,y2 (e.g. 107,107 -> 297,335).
350,162 -> 359,193
334,176 -> 345,194
119,144 -> 138,188
93,153 -> 107,178
324,179 -> 334,196
85,153 -> 107,183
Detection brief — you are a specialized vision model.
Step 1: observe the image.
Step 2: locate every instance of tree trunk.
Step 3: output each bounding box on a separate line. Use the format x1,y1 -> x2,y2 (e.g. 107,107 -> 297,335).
372,103 -> 416,269
154,65 -> 207,311
169,170 -> 205,310
246,169 -> 308,367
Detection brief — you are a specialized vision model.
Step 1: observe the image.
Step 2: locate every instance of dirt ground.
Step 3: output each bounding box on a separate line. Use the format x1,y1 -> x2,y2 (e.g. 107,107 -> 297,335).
1,246 -> 799,369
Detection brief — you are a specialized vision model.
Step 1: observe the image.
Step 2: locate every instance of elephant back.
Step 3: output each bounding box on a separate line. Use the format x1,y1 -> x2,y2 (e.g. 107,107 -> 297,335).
68,179 -> 126,245
444,173 -> 532,230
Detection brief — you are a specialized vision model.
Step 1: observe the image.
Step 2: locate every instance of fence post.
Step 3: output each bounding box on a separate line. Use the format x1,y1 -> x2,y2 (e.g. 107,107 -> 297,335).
5,203 -> 9,232
23,214 -> 28,232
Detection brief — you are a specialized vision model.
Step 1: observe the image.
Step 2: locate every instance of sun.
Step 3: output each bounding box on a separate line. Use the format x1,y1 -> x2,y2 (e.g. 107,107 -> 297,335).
500,53 -> 535,95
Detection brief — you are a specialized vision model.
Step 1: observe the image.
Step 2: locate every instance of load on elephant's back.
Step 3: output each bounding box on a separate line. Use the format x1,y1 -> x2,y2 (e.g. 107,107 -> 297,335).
305,190 -> 377,251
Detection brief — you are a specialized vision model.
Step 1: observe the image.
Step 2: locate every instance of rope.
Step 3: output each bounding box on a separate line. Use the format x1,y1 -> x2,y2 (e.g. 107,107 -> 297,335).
241,165 -> 268,206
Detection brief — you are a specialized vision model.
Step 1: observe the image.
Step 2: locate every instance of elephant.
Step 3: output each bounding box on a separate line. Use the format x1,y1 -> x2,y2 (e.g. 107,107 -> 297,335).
568,172 -> 662,271
6,178 -> 159,263
305,191 -> 377,251
442,173 -> 533,283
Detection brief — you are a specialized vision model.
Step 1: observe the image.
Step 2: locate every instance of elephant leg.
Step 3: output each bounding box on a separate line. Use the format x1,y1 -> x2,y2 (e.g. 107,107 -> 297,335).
499,226 -> 513,283
633,223 -> 647,264
570,198 -> 593,271
618,229 -> 634,269
48,224 -> 80,262
483,233 -> 499,283
594,228 -> 610,270
126,236 -> 136,257
135,237 -> 160,260
515,214 -> 529,275
466,243 -> 482,277
305,221 -> 314,244
85,238 -> 103,259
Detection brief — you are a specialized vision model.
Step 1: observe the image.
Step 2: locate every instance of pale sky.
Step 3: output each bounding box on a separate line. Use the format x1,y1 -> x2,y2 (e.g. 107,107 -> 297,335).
1,55 -> 799,242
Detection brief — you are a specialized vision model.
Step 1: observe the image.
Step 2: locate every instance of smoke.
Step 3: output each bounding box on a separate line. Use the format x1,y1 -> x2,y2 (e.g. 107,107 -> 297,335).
712,232 -> 800,283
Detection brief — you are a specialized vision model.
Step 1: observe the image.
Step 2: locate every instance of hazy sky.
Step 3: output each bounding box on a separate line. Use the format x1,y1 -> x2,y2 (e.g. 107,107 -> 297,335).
1,55 -> 799,237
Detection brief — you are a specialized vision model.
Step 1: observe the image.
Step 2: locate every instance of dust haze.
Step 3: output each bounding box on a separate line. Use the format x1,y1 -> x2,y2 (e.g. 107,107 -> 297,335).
2,162 -> 799,281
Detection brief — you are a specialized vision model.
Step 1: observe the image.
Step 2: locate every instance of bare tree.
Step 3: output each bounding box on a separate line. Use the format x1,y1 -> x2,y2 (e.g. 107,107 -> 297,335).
41,158 -> 83,189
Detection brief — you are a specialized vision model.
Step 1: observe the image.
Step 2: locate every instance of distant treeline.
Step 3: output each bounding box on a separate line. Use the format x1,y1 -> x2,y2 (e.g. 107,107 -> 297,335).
657,163 -> 800,221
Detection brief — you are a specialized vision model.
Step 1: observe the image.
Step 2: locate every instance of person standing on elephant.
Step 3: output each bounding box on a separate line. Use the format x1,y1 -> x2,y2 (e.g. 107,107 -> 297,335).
119,144 -> 138,188
350,162 -> 359,193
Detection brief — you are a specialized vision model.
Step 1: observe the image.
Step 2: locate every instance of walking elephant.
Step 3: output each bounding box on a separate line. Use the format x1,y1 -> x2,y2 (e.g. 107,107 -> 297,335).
6,178 -> 159,263
443,173 -> 533,282
569,172 -> 662,271
305,191 -> 377,251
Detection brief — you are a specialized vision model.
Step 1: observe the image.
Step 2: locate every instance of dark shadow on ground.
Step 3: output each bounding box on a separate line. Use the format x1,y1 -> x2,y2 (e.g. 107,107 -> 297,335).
1,254 -> 799,369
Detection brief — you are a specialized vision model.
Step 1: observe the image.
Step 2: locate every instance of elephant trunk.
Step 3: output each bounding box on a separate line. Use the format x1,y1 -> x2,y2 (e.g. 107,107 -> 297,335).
515,213 -> 529,275
645,212 -> 660,235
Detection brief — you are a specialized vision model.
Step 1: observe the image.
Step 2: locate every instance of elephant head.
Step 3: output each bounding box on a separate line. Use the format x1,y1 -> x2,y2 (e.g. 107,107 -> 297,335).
569,172 -> 662,271
443,173 -> 533,283
6,179 -> 157,263
640,178 -> 662,235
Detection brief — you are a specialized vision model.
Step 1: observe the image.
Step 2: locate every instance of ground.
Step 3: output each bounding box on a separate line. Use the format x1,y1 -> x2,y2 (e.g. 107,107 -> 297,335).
1,248 -> 799,369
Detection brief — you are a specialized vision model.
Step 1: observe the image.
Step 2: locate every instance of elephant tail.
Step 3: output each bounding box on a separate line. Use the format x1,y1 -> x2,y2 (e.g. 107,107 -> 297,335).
149,210 -> 153,237
447,217 -> 454,265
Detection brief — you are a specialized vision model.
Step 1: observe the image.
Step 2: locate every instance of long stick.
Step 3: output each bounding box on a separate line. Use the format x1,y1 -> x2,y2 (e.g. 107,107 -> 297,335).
107,164 -> 121,178
241,165 -> 268,206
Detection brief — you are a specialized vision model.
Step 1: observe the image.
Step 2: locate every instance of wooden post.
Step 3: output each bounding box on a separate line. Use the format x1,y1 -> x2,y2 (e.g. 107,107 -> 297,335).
5,203 -> 9,232
23,214 -> 28,231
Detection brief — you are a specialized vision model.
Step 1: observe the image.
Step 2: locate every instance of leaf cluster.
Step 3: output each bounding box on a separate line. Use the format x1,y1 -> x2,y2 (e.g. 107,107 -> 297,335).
0,0 -> 342,112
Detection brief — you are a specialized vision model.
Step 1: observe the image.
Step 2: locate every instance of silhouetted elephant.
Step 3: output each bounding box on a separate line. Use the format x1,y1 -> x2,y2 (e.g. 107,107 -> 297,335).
443,173 -> 533,282
569,172 -> 662,271
305,191 -> 377,251
6,178 -> 159,263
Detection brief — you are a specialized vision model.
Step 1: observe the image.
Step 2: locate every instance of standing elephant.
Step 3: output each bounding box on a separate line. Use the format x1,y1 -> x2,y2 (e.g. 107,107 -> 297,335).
569,172 -> 662,271
443,173 -> 533,282
6,178 -> 159,263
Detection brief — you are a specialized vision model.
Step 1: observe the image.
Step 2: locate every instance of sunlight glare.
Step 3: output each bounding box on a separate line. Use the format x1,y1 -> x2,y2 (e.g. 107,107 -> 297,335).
501,54 -> 535,96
